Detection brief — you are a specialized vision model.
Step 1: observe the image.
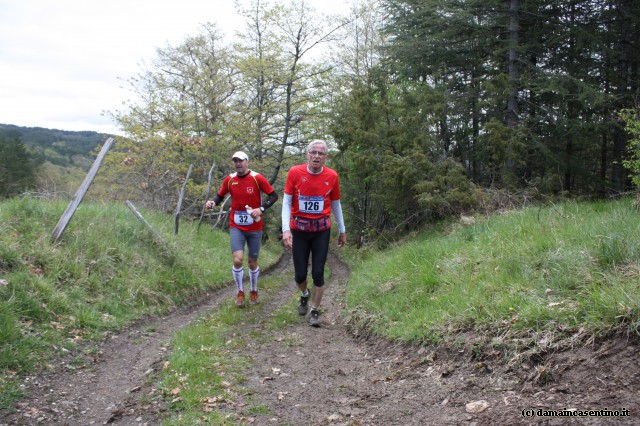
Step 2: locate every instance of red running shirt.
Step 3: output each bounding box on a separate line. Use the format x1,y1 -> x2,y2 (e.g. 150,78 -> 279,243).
284,164 -> 341,230
217,171 -> 274,231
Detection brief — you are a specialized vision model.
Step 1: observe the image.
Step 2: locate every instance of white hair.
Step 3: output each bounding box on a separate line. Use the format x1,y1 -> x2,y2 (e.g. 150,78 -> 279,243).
306,139 -> 328,154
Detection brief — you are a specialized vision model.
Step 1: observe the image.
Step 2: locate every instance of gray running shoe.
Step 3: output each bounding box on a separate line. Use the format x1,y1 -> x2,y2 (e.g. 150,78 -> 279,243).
309,308 -> 320,327
298,293 -> 309,316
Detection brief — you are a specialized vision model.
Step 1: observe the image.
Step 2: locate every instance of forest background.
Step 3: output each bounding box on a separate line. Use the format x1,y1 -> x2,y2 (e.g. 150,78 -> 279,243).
2,0 -> 640,244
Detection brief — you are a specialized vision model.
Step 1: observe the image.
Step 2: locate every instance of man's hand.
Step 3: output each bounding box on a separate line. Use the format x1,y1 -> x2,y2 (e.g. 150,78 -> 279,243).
205,200 -> 215,209
337,232 -> 347,248
248,208 -> 262,220
282,230 -> 293,250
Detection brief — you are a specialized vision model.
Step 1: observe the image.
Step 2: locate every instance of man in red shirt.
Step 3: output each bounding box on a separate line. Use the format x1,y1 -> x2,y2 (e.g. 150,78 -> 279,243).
281,140 -> 347,327
206,151 -> 278,307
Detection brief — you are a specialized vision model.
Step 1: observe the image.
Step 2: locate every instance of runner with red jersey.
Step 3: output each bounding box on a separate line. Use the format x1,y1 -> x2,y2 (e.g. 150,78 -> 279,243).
206,151 -> 278,307
281,140 -> 347,327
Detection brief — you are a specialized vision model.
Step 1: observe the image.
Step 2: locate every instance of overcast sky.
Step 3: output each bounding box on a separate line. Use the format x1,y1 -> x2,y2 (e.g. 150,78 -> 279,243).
0,0 -> 351,135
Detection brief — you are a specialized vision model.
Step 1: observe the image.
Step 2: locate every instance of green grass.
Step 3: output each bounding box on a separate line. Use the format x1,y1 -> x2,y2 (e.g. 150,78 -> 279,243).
344,198 -> 640,351
0,196 -> 281,410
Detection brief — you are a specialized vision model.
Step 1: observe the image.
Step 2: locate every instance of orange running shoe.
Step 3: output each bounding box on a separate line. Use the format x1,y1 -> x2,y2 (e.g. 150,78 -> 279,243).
236,290 -> 245,307
249,290 -> 258,304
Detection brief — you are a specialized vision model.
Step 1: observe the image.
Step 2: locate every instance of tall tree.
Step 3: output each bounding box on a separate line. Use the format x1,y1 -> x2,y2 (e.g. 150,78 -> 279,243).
383,0 -> 513,185
327,0 -> 387,239
0,134 -> 41,198
114,24 -> 235,139
609,0 -> 638,192
105,24 -> 235,211
330,0 -> 386,82
229,0 -> 348,185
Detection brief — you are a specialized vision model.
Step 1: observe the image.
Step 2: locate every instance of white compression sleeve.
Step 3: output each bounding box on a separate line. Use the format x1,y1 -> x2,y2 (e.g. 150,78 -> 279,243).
331,200 -> 346,233
282,193 -> 293,232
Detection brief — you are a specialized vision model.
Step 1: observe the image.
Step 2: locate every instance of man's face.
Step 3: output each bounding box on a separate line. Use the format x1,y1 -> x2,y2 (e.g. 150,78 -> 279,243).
232,158 -> 249,175
306,144 -> 327,170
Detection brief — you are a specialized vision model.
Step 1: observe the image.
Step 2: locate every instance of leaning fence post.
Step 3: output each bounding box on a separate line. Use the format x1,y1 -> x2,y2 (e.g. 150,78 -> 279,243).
214,196 -> 230,229
174,164 -> 193,235
197,162 -> 216,231
51,137 -> 115,244
126,200 -> 165,243
126,200 -> 173,258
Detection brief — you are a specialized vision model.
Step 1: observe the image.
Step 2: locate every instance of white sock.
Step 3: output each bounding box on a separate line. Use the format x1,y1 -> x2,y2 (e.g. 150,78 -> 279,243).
249,267 -> 260,292
232,266 -> 244,292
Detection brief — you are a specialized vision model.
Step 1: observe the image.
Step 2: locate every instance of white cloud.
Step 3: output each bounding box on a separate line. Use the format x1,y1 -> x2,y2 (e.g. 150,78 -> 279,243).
0,0 -> 350,135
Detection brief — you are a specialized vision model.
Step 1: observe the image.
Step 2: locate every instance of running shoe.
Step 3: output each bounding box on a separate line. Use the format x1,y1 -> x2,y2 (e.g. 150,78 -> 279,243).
309,308 -> 320,327
249,290 -> 258,304
236,290 -> 245,307
298,292 -> 309,316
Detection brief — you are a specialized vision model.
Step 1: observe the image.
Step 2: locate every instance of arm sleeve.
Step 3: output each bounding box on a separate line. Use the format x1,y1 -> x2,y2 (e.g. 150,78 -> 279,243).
262,191 -> 278,210
281,193 -> 293,232
214,176 -> 229,205
331,200 -> 346,233
212,193 -> 224,205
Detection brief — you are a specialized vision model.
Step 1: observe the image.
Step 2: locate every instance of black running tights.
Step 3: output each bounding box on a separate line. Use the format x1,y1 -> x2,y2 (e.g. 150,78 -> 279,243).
291,228 -> 331,287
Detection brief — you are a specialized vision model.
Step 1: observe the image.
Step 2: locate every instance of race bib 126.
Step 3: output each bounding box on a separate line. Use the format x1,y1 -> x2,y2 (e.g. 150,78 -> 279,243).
298,195 -> 324,214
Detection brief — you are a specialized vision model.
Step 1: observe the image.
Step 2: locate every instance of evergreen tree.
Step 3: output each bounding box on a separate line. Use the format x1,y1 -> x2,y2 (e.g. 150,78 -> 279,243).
381,0 -> 640,195
0,134 -> 41,198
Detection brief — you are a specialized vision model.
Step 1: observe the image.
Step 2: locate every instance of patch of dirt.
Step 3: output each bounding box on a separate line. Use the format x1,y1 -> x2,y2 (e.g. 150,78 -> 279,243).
2,251 -> 639,425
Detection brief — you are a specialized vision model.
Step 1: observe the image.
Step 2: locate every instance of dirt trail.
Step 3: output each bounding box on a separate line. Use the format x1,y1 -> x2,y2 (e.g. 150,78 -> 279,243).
3,251 -> 640,425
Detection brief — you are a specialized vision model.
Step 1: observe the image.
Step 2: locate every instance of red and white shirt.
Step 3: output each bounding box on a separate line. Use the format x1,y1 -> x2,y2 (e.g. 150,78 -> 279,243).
217,171 -> 274,231
284,164 -> 341,231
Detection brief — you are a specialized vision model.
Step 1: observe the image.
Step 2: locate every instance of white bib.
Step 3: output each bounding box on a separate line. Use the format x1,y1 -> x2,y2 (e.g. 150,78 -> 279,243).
298,195 -> 324,214
234,210 -> 254,225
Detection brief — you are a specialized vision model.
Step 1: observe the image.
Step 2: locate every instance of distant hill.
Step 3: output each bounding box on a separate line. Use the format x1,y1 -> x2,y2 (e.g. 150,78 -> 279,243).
0,124 -> 113,170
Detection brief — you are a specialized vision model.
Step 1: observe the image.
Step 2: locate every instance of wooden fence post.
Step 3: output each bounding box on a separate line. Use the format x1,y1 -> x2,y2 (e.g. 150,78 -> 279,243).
51,137 -> 115,243
197,162 -> 216,231
126,200 -> 165,243
126,200 -> 173,258
174,164 -> 193,235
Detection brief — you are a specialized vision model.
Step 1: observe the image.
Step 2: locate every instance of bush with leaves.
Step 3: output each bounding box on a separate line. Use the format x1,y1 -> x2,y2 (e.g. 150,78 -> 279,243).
0,134 -> 42,198
621,108 -> 640,191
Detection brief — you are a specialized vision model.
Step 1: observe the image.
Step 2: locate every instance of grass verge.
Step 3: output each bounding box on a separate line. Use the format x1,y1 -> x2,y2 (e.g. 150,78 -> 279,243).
343,198 -> 640,359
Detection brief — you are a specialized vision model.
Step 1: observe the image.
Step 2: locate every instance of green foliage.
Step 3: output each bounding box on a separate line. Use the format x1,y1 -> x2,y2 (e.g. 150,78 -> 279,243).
380,0 -> 639,195
414,158 -> 480,216
34,162 -> 87,199
477,119 -> 528,189
332,73 -> 480,241
0,133 -> 42,198
99,131 -> 226,213
0,197 -> 281,409
0,125 -> 115,200
621,108 -> 640,190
